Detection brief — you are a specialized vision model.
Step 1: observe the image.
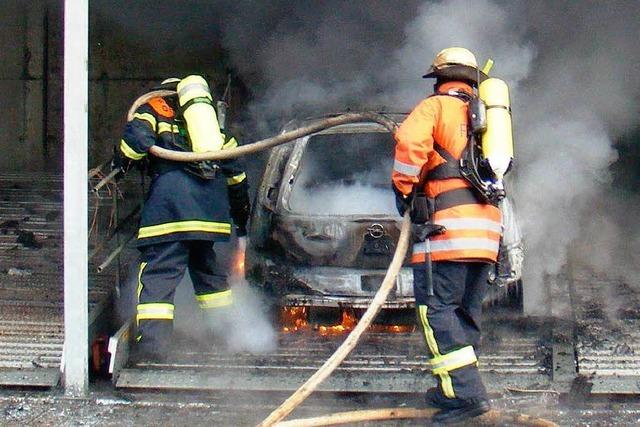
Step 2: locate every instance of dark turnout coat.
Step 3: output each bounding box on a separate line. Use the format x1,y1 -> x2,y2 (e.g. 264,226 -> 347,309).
119,95 -> 249,247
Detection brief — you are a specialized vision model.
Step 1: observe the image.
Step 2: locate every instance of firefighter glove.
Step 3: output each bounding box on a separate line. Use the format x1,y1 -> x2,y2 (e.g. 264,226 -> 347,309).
393,185 -> 412,216
228,181 -> 250,236
410,193 -> 432,223
231,202 -> 249,237
110,147 -> 131,180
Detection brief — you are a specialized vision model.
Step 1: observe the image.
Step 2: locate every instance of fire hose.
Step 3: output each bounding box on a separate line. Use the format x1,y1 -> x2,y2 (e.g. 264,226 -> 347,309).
123,91 -> 558,427
128,91 -> 399,162
275,408 -> 558,427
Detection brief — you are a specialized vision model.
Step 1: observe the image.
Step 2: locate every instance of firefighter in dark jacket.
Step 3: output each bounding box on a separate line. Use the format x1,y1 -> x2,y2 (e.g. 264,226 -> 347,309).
392,48 -> 502,424
116,76 -> 250,361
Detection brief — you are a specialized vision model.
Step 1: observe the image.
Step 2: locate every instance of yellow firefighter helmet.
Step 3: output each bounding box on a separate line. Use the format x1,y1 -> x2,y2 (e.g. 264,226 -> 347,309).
423,47 -> 488,83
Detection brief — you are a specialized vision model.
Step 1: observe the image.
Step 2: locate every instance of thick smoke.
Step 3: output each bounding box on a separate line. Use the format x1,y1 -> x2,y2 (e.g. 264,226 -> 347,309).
216,0 -> 422,129
288,133 -> 399,216
385,0 -> 535,108
513,1 -> 639,313
217,0 -> 640,315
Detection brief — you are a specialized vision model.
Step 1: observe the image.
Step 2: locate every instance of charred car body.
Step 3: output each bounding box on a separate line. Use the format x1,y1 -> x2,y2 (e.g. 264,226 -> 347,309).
246,112 -> 523,312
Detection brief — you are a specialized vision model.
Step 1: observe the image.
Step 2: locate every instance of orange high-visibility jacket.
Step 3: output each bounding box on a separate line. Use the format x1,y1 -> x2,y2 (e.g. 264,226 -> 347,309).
392,81 -> 502,263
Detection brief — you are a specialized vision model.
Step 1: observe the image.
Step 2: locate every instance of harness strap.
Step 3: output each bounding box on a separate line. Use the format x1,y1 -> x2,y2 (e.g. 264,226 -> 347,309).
426,144 -> 465,180
425,91 -> 474,181
179,96 -> 213,115
433,187 -> 484,211
429,90 -> 475,103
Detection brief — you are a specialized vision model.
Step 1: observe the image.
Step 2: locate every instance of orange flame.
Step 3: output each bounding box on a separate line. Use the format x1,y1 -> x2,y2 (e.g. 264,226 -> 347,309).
318,310 -> 357,336
280,307 -> 415,335
233,253 -> 245,275
232,237 -> 247,278
281,306 -> 309,332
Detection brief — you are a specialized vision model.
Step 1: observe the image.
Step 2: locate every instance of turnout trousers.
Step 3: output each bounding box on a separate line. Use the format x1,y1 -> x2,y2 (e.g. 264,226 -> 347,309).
413,261 -> 491,400
135,240 -> 232,355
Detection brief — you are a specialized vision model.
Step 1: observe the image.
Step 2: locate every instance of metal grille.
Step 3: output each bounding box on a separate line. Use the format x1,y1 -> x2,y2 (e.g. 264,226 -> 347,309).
117,322 -> 548,393
572,269 -> 640,394
0,173 -> 113,386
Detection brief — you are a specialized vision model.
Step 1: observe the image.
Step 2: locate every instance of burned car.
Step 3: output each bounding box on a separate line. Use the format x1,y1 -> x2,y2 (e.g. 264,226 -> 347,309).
246,112 -> 523,315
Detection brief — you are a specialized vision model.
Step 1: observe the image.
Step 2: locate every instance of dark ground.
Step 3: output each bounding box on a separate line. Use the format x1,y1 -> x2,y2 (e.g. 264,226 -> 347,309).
2,382 -> 640,426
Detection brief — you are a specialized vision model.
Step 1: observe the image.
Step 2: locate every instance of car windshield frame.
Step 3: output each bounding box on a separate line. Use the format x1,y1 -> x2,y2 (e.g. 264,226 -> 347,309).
277,122 -> 400,218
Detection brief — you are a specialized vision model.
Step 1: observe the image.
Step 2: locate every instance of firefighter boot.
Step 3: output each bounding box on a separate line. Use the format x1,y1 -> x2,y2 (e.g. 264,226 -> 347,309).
424,387 -> 462,410
129,345 -> 168,364
130,320 -> 173,363
431,397 -> 491,425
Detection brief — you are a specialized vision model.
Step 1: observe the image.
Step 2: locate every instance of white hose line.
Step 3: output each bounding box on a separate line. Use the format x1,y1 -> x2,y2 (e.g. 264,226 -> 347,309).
275,408 -> 437,427
274,408 -> 559,427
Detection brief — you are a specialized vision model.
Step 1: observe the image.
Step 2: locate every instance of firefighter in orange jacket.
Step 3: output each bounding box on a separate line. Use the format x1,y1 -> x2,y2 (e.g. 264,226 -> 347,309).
392,48 -> 502,424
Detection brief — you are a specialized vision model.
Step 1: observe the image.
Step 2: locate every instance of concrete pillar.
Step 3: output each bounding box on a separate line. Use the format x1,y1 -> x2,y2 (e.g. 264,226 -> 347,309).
63,0 -> 89,397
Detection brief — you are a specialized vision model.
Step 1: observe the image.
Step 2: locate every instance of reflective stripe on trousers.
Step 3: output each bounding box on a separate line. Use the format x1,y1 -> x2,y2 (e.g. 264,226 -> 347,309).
196,289 -> 233,309
136,302 -> 175,322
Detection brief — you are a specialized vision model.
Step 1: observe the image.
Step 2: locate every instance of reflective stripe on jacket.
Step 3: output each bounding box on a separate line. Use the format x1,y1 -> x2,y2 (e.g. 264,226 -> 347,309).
392,81 -> 502,263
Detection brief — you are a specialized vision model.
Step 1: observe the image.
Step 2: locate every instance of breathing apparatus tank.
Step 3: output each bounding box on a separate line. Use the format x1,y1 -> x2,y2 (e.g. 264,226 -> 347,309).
478,77 -> 514,190
176,75 -> 224,152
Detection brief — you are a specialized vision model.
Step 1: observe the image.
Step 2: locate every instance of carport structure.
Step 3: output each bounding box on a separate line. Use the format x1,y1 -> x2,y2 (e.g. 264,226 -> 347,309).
2,0 -> 639,402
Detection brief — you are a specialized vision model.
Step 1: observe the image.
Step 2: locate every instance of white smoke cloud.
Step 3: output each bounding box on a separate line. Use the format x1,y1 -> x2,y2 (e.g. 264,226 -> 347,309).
290,183 -> 398,216
201,277 -> 278,354
515,116 -> 617,304
174,273 -> 278,354
287,137 -> 399,216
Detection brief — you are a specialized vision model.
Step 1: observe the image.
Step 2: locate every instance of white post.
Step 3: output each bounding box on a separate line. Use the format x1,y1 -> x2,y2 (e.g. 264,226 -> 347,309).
63,0 -> 89,396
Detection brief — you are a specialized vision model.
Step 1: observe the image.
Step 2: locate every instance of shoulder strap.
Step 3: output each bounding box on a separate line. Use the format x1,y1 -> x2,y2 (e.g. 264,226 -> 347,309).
426,144 -> 465,180
428,90 -> 475,103
424,90 -> 474,181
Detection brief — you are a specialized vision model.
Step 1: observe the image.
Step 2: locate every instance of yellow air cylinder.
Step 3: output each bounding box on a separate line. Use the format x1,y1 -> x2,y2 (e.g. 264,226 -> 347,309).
177,75 -> 224,152
478,78 -> 513,180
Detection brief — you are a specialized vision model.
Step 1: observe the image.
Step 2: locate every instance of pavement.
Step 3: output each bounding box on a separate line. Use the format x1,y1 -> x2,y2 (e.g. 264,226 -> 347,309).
2,384 -> 640,426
